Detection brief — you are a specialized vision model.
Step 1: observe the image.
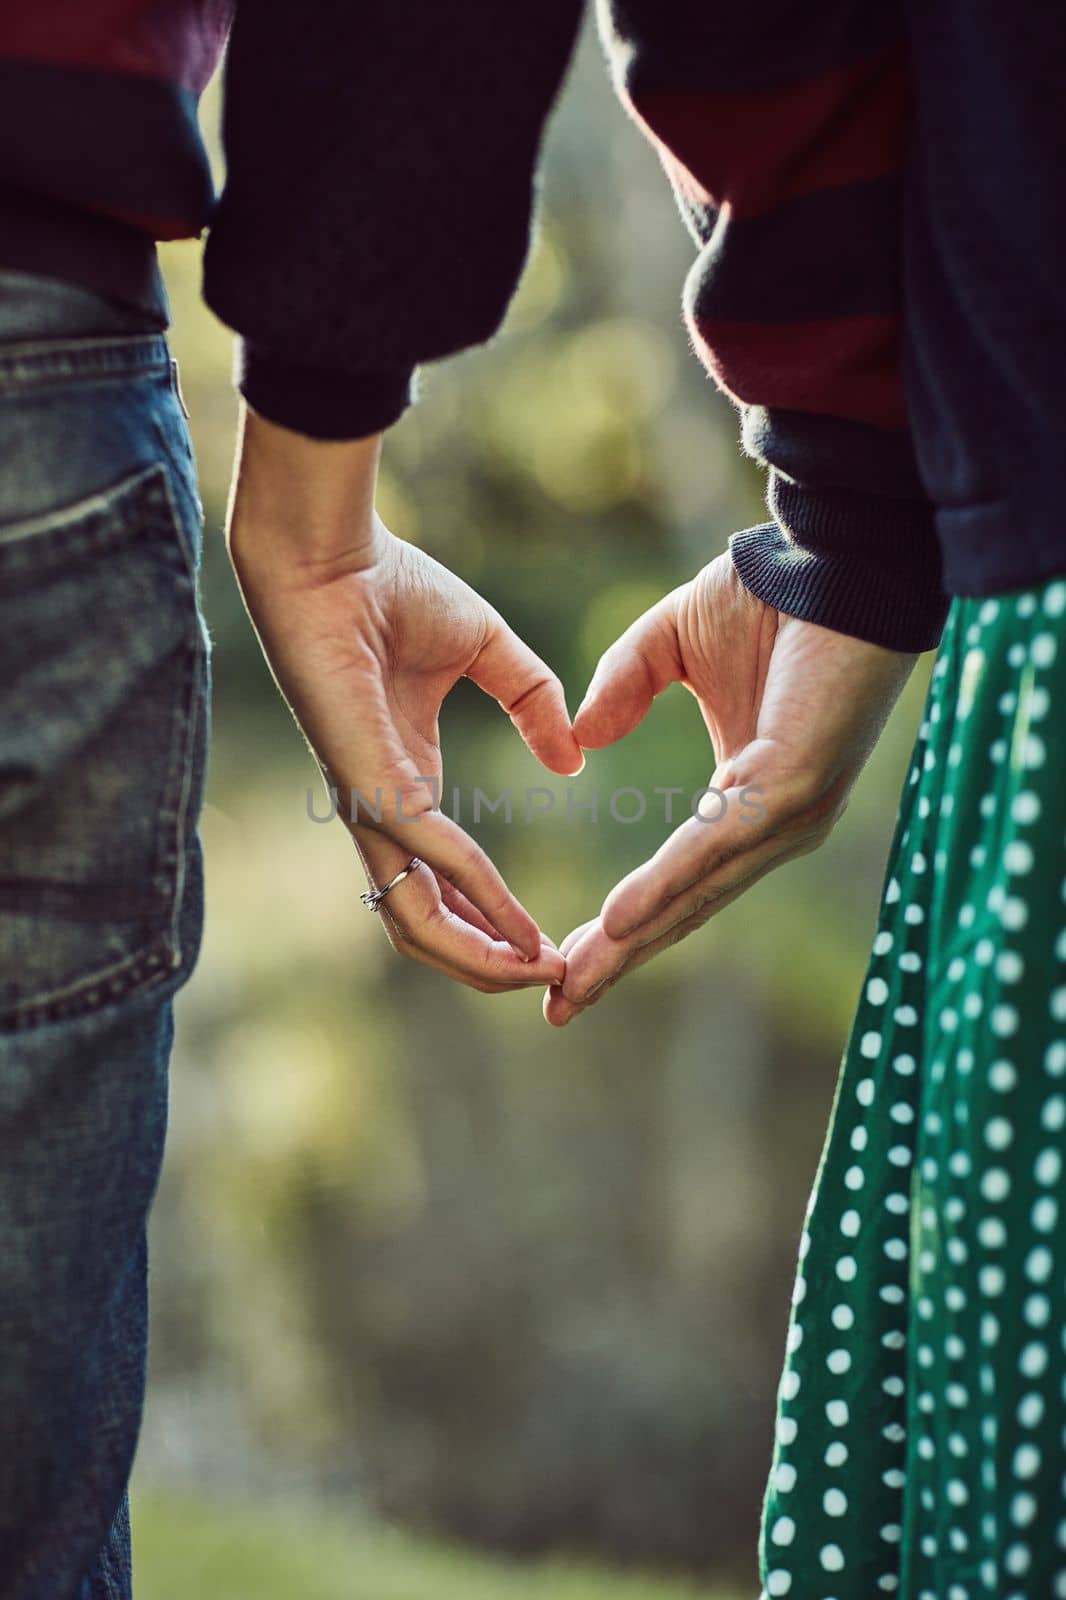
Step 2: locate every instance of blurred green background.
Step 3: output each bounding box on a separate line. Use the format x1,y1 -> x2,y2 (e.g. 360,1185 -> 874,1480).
133,21 -> 929,1597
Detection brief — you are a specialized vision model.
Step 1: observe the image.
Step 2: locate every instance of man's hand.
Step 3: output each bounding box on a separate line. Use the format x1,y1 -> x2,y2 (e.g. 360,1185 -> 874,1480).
544,552 -> 917,1025
227,408 -> 583,993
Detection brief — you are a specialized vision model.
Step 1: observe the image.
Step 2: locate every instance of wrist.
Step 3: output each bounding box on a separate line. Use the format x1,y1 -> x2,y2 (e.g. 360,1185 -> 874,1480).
226,404 -> 388,577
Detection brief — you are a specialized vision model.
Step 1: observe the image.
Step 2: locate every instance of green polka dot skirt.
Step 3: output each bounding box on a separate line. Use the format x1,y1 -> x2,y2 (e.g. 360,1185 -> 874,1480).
759,578 -> 1066,1600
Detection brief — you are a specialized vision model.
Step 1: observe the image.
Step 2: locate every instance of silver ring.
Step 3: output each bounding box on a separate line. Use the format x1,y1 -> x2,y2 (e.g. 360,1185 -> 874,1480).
360,856 -> 423,911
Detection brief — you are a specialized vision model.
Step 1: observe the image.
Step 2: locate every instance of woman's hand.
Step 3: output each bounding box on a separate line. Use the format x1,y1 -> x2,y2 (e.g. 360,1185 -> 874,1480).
228,408 -> 583,992
545,551 -> 918,1024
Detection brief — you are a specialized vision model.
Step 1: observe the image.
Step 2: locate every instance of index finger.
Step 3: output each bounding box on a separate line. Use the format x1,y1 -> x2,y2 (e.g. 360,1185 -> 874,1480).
600,783 -> 769,939
378,805 -> 544,962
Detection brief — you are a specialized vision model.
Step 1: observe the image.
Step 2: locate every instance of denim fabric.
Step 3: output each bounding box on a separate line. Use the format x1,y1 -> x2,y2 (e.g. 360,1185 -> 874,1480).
0,272 -> 210,1599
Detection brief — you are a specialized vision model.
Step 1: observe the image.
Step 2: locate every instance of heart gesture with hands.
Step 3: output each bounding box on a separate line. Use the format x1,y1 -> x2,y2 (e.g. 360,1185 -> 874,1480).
231,410 -> 914,1018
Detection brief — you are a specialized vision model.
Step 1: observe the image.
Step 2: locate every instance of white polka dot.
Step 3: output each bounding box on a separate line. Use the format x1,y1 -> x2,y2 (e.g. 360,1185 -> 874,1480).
782,1370 -> 801,1401
1005,841 -> 1034,875
985,1116 -> 1014,1150
1042,1094 -> 1066,1130
1024,1293 -> 1050,1327
1036,1148 -> 1062,1185
1032,632 -> 1057,667
766,1570 -> 792,1596
881,1523 -> 902,1543
844,1167 -> 865,1191
851,1124 -> 869,1151
1013,1444 -> 1041,1479
980,1265 -> 1006,1297
978,1217 -> 1007,1248
1011,1492 -> 1038,1527
832,1304 -> 855,1332
825,1440 -> 848,1467
820,1544 -> 845,1572
826,1400 -> 849,1427
1043,1042 -> 1065,1076
1021,733 -> 1046,769
771,1516 -> 795,1546
1042,580 -> 1066,615
823,1488 -> 848,1517
827,1349 -> 852,1375
777,1416 -> 797,1445
1012,790 -> 1041,824
1026,1246 -> 1053,1283
775,1461 -> 797,1493
884,1239 -> 908,1262
1019,1342 -> 1048,1378
947,1478 -> 969,1506
990,1059 -> 1019,1091
1017,1393 -> 1044,1428
1006,1543 -> 1031,1576
981,1168 -> 1011,1202
873,930 -> 894,955
840,1209 -> 861,1237
893,1054 -> 916,1076
866,977 -> 889,1005
880,1284 -> 905,1305
1032,1196 -> 1058,1232
991,1005 -> 1019,1038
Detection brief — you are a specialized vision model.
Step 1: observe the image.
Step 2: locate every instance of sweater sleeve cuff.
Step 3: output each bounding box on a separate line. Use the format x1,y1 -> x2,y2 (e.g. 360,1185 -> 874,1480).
236,341 -> 416,441
729,471 -> 950,653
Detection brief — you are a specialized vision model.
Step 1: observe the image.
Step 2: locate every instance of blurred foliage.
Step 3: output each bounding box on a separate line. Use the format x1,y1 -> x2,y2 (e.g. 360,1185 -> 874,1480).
134,1496 -> 740,1600
138,20 -> 930,1591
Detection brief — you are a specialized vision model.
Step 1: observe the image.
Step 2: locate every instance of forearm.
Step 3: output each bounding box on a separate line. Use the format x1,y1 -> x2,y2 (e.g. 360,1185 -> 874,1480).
204,1 -> 584,441
600,0 -> 948,651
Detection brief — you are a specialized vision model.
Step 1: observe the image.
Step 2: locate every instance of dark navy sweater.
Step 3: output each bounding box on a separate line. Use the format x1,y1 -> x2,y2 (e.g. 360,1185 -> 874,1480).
1,2 -> 1063,652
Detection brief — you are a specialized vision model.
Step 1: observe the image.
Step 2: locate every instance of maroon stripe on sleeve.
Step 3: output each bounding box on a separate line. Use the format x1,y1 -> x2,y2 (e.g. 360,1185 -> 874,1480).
0,0 -> 232,93
691,313 -> 909,431
626,42 -> 910,218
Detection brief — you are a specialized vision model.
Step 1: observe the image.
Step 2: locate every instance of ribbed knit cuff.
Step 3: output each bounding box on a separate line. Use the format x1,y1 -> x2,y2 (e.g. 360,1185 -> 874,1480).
730,471 -> 950,653
237,342 -> 416,441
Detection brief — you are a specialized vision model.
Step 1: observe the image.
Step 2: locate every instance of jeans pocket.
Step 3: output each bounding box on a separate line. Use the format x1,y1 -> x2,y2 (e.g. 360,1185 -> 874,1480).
0,460 -> 207,1030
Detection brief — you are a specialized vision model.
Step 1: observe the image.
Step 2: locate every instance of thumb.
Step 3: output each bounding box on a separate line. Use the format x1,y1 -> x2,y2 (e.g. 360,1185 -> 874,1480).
573,589 -> 683,750
467,612 -> 585,776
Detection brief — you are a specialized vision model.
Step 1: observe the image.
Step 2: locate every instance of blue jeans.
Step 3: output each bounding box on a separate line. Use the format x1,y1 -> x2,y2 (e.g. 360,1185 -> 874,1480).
0,271 -> 210,1599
